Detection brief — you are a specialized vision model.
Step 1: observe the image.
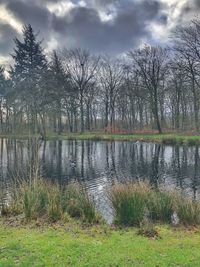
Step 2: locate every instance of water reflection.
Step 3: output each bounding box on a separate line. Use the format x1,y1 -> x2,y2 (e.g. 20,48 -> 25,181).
0,139 -> 200,219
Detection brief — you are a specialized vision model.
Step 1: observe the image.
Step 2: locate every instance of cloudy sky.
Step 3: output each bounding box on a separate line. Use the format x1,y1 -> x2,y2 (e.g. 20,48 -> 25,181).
0,0 -> 199,65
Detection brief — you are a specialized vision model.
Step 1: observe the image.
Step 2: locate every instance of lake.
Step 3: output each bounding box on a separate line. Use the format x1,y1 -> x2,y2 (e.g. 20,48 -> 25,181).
0,139 -> 200,222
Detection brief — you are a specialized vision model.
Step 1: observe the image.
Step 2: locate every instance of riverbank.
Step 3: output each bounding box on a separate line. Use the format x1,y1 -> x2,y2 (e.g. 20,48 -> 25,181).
1,132 -> 200,145
0,220 -> 200,266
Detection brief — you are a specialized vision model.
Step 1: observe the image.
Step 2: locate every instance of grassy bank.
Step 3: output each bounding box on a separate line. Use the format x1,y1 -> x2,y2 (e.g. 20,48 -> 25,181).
0,221 -> 200,267
1,132 -> 200,145
1,180 -> 200,266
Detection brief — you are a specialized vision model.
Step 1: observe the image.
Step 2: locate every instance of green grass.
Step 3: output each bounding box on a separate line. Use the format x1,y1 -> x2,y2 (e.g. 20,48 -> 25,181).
1,132 -> 200,145
0,222 -> 200,266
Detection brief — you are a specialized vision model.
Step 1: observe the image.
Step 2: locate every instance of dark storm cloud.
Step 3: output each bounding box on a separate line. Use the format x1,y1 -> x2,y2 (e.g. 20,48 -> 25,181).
158,14 -> 168,25
0,0 -> 164,57
0,0 -> 55,56
0,0 -> 200,63
52,0 -> 162,54
6,0 -> 51,36
0,23 -> 19,54
194,0 -> 200,8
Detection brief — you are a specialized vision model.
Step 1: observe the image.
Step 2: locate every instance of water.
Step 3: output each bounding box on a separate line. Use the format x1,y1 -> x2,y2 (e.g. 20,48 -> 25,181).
0,139 -> 200,222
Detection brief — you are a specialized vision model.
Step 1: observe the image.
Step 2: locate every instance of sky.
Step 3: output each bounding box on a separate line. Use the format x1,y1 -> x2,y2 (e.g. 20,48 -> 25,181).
0,0 -> 199,65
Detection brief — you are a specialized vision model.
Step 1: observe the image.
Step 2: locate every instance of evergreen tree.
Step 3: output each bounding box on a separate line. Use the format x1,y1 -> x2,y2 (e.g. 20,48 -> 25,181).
0,67 -> 6,97
11,24 -> 48,136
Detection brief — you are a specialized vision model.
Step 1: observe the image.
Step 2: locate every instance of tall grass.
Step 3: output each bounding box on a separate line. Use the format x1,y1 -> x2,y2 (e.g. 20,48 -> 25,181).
2,178 -> 99,224
3,178 -> 200,227
109,182 -> 200,226
175,195 -> 200,225
63,183 -> 98,224
147,190 -> 174,223
109,183 -> 149,226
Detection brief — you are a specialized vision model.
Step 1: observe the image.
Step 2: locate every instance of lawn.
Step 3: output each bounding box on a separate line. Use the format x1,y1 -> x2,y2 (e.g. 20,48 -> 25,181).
0,222 -> 200,267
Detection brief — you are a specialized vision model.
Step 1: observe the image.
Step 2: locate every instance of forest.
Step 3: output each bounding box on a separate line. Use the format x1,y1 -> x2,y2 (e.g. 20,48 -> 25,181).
1,18 -> 200,138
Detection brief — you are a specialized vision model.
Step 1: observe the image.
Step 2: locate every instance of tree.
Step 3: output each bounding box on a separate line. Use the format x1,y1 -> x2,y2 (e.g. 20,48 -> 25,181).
0,67 -> 7,131
172,19 -> 200,131
99,57 -> 123,132
129,45 -> 168,133
49,51 -> 69,134
63,48 -> 100,132
10,24 -> 48,136
3,17 -> 200,135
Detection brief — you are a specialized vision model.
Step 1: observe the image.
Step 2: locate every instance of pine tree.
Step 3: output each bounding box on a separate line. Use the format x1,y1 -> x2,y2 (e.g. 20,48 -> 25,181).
11,24 -> 48,136
0,67 -> 6,97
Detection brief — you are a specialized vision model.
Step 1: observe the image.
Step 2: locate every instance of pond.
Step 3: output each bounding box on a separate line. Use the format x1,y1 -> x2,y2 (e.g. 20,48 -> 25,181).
0,139 -> 200,222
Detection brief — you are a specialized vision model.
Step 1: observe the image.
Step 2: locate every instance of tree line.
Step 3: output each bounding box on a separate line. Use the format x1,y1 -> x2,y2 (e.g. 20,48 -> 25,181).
1,19 -> 200,137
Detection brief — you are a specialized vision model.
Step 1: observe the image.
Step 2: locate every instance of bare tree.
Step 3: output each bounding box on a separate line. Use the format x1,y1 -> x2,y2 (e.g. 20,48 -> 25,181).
173,19 -> 200,131
99,57 -> 123,132
129,45 -> 168,133
63,48 -> 100,132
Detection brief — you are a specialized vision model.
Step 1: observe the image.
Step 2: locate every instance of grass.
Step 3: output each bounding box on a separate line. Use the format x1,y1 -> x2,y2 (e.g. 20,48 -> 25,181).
1,180 -> 200,266
147,190 -> 174,223
3,179 -> 200,227
2,178 -> 100,224
1,132 -> 200,145
108,183 -> 148,226
109,182 -> 200,226
0,222 -> 200,266
175,195 -> 200,225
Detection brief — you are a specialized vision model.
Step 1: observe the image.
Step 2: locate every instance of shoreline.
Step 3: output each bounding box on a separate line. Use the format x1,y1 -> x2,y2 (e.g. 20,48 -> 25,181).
1,132 -> 200,145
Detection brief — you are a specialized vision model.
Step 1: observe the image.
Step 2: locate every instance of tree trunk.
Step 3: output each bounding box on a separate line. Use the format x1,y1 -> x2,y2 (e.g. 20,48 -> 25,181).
80,91 -> 84,133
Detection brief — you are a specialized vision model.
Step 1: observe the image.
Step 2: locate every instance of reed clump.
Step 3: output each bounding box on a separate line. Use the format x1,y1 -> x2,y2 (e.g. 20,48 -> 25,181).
109,182 -> 200,226
2,178 -> 99,224
174,195 -> 200,225
147,190 -> 174,223
63,183 -> 98,224
108,183 -> 149,226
